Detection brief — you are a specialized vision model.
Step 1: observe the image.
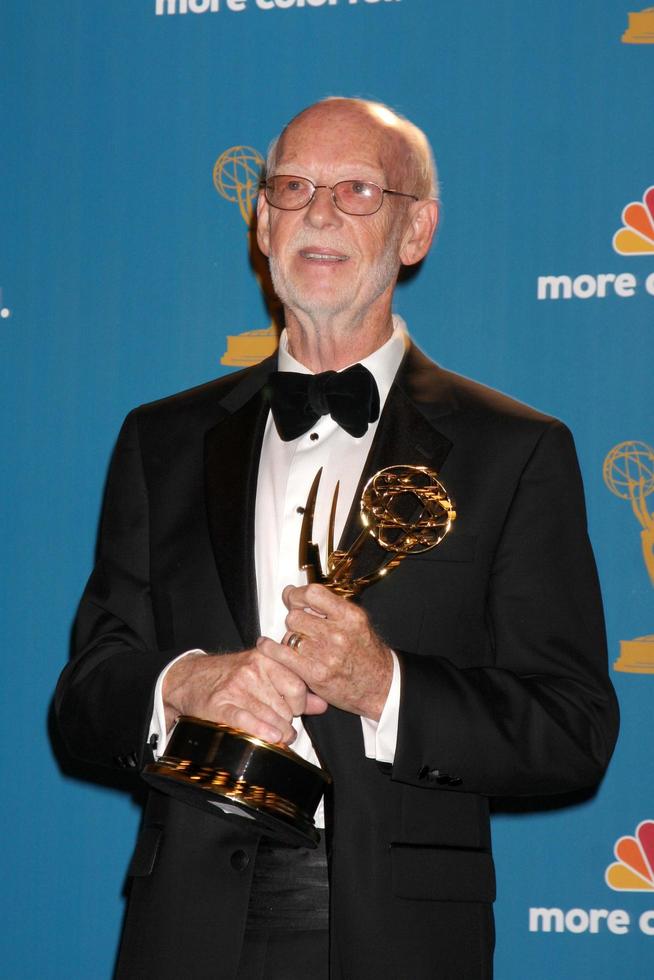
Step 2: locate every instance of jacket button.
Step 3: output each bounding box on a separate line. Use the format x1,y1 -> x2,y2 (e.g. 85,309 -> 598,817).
230,849 -> 250,871
114,755 -> 126,768
449,776 -> 463,786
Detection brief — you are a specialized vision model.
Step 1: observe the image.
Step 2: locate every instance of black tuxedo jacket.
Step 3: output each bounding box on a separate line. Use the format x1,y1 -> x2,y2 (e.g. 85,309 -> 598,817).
56,343 -> 618,980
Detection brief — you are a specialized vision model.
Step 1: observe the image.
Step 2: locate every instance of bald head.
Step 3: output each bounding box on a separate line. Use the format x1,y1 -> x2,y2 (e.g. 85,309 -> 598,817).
267,97 -> 439,201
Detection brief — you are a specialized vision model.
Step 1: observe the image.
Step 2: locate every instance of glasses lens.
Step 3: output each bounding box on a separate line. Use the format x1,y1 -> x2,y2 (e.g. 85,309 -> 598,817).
266,176 -> 313,210
333,180 -> 383,215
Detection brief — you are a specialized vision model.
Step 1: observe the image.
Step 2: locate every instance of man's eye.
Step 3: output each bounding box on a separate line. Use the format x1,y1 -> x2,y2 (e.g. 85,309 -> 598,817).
284,180 -> 305,192
349,182 -> 373,196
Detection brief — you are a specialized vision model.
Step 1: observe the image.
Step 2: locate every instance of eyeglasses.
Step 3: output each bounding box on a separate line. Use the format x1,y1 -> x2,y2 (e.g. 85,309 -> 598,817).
263,175 -> 418,216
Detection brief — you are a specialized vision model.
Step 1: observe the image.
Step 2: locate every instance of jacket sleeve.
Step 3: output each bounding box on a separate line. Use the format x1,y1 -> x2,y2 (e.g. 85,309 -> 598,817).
391,420 -> 619,798
55,410 -> 185,770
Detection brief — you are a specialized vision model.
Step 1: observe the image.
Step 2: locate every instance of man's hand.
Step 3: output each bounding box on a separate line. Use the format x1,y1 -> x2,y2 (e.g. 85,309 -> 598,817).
257,584 -> 394,721
162,649 -> 328,745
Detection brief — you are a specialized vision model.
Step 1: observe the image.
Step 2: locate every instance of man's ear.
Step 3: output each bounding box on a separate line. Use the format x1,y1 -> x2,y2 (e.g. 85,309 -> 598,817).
256,191 -> 271,257
399,199 -> 439,267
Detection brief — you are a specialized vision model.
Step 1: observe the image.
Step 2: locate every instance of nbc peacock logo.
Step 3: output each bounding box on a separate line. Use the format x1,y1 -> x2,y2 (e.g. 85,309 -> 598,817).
537,185 -> 654,300
605,820 -> 654,891
613,186 -> 654,255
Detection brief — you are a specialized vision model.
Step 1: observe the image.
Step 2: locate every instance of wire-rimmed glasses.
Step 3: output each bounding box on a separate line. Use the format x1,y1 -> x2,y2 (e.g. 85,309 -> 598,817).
263,175 -> 418,216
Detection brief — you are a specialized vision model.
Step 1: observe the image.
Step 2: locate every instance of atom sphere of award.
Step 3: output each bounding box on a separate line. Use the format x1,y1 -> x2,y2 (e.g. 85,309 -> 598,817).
143,464 -> 456,847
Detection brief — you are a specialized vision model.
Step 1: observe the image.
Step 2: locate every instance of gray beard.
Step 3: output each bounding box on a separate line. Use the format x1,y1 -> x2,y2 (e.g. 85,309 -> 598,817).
268,243 -> 401,323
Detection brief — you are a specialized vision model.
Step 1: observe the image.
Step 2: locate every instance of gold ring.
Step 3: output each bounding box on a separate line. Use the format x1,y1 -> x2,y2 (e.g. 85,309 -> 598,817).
286,632 -> 304,650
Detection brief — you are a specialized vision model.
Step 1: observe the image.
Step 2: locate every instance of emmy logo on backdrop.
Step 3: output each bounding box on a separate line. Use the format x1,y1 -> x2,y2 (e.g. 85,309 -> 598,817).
603,441 -> 654,673
622,6 -> 654,43
143,465 -> 456,845
213,145 -> 278,366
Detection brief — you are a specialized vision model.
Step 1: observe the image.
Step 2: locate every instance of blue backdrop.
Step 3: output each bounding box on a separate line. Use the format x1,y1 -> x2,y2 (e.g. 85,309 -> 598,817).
2,1 -> 653,976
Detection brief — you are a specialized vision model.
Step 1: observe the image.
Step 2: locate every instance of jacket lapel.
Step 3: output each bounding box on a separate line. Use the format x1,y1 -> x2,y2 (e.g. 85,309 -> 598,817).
305,342 -> 455,764
204,358 -> 275,649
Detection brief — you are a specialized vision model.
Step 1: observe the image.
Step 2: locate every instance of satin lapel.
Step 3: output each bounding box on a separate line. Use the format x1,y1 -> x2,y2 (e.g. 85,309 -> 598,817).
204,361 -> 273,649
305,344 -> 454,764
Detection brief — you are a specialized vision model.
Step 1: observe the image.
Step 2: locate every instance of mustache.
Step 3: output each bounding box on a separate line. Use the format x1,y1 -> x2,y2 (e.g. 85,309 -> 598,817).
286,232 -> 354,256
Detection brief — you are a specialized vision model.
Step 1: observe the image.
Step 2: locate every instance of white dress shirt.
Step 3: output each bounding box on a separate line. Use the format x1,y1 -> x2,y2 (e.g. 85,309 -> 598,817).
149,316 -> 409,827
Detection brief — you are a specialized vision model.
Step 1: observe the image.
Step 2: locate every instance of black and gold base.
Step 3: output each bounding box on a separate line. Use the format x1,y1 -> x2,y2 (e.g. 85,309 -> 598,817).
142,716 -> 330,847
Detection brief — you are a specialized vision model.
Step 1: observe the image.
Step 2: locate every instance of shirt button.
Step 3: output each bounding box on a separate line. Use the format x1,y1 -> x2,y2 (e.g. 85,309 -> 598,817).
310,432 -> 319,441
230,849 -> 250,871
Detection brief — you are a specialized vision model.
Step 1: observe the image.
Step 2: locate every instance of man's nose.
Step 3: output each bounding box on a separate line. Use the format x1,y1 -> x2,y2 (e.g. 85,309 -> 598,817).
304,186 -> 343,228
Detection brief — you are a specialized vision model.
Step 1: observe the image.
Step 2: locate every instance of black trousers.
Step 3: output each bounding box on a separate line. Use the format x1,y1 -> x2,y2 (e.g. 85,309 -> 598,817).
236,927 -> 329,980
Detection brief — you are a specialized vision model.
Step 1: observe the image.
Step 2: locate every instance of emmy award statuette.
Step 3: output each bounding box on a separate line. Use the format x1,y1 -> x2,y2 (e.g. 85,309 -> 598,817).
143,465 -> 456,846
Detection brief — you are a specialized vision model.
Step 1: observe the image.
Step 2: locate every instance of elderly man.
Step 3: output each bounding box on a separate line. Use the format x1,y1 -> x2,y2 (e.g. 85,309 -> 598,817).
56,98 -> 618,979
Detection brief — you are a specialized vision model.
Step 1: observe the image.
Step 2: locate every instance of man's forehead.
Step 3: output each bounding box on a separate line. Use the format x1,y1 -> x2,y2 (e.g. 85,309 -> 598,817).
275,104 -> 404,178
273,149 -> 386,178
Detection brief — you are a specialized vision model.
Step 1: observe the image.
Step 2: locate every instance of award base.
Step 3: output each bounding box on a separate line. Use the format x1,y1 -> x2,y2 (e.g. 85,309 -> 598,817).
142,716 -> 330,848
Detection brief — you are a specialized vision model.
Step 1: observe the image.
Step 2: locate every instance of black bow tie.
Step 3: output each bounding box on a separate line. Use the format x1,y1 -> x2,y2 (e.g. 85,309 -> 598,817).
267,363 -> 380,441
